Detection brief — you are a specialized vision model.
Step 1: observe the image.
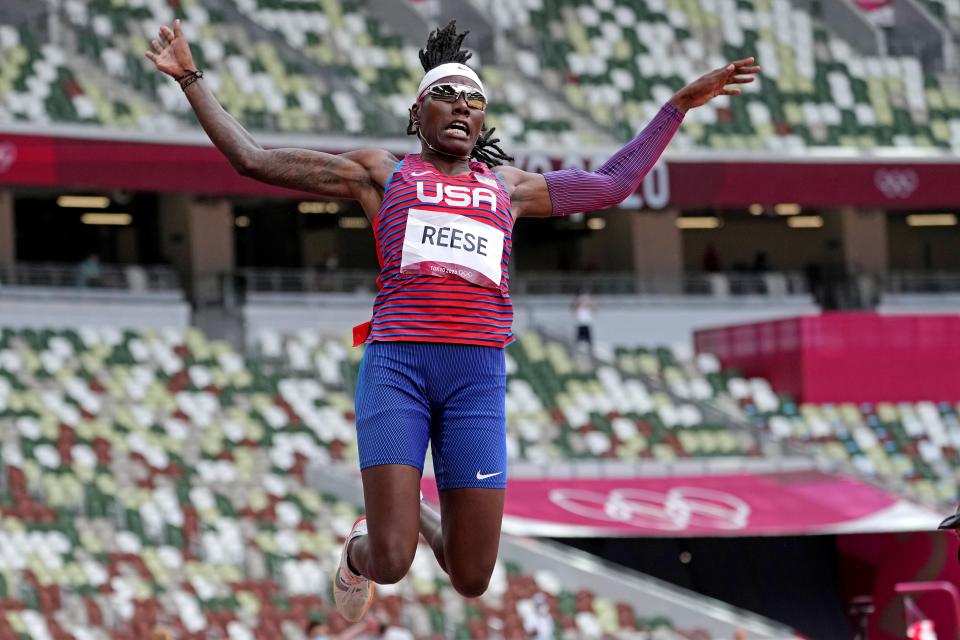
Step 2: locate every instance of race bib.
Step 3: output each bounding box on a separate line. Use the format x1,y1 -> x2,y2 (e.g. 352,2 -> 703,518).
400,208 -> 504,288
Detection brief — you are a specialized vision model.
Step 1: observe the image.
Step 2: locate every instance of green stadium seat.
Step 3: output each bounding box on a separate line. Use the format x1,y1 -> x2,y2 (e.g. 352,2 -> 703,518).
1,325 -> 714,638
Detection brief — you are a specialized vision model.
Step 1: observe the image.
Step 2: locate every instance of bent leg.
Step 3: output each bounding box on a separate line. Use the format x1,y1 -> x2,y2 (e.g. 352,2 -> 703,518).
419,498 -> 447,574
424,343 -> 508,597
351,342 -> 431,584
349,464 -> 422,584
438,488 -> 505,597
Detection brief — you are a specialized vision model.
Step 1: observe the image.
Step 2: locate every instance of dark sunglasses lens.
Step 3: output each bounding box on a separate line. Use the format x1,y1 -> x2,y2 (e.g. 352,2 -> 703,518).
429,85 -> 486,110
430,84 -> 458,99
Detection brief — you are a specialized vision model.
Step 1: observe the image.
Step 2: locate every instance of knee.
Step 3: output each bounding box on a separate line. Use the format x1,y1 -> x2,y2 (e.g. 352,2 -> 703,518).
367,539 -> 415,585
449,570 -> 492,598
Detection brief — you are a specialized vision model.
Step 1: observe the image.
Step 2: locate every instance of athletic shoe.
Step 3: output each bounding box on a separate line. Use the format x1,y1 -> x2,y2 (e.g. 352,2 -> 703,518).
333,516 -> 374,622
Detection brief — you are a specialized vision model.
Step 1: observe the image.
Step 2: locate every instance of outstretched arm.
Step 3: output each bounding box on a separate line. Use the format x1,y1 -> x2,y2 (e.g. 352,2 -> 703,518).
145,21 -> 395,213
498,57 -> 761,218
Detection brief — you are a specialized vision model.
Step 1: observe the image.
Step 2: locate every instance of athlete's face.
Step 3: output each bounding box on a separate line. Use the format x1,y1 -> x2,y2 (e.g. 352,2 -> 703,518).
412,75 -> 486,158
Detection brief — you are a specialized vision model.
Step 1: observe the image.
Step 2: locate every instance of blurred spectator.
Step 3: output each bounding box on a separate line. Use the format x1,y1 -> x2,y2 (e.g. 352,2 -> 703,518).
124,264 -> 148,291
522,593 -> 555,640
76,253 -> 101,287
702,243 -> 722,272
752,251 -> 769,273
572,292 -> 594,354
323,252 -> 340,272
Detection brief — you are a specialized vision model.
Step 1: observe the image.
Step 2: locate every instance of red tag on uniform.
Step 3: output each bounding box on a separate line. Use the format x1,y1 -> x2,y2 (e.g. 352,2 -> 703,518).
352,321 -> 372,347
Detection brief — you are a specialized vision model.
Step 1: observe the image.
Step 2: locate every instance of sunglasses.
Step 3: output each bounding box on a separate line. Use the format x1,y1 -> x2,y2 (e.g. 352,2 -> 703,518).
423,83 -> 487,111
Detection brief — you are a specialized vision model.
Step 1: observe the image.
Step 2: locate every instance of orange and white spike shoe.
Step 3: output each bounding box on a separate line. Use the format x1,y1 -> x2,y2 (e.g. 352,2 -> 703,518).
333,516 -> 375,622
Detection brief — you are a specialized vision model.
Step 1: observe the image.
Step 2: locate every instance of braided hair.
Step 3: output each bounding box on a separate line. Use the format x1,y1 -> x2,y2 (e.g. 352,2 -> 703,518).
407,21 -> 513,167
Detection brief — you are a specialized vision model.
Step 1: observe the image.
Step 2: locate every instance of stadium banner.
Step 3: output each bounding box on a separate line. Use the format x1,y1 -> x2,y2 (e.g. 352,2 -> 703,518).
422,470 -> 942,537
1,132 -> 960,207
0,135 -> 56,186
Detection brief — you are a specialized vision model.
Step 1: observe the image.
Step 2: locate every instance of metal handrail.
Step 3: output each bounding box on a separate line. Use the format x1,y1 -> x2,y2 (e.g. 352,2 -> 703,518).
882,271 -> 960,294
10,264 -> 960,298
1,263 -> 181,291
895,581 -> 960,639
237,268 -> 379,294
236,267 -> 813,297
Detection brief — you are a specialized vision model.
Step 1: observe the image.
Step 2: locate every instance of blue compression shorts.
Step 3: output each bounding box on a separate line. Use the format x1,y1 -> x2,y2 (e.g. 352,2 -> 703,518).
354,341 -> 507,490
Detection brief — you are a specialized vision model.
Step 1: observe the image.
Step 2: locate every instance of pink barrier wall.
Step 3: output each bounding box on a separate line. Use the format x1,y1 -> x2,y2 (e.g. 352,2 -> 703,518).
694,313 -> 960,403
838,532 -> 960,640
421,471 -> 940,537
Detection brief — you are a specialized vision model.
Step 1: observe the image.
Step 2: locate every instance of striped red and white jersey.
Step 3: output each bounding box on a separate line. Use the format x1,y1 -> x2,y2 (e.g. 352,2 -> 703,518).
358,153 -> 515,348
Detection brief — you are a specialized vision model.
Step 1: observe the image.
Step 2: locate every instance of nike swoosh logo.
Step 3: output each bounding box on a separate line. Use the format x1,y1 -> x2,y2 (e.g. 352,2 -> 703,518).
411,171 -> 432,176
476,470 -> 503,480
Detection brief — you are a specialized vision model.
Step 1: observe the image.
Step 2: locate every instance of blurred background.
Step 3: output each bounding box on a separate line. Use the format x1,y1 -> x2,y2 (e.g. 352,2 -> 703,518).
2,0 -> 960,638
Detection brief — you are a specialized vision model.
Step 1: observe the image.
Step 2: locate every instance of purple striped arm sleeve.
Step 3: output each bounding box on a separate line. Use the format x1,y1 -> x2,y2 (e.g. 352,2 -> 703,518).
544,102 -> 685,216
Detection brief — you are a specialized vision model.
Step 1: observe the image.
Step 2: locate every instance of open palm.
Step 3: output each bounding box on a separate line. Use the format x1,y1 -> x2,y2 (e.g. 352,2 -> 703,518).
145,19 -> 196,79
674,57 -> 761,110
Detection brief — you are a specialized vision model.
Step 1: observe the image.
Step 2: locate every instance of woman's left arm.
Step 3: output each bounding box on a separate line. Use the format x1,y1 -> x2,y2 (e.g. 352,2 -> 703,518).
497,57 -> 761,219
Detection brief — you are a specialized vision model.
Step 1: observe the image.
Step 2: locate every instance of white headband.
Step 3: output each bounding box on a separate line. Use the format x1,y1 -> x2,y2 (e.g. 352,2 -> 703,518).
416,63 -> 485,99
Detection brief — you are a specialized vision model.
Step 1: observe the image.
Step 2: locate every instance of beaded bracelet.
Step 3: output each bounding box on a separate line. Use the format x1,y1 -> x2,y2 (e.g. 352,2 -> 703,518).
177,69 -> 204,91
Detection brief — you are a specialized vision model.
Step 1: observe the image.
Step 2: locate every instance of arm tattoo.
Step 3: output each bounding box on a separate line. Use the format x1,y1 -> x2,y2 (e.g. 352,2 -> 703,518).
184,81 -> 370,197
253,148 -> 370,197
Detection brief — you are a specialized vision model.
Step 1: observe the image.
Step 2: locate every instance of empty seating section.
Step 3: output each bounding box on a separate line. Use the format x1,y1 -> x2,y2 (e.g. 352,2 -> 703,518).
511,334 -> 757,461
473,0 -> 960,151
0,24 -> 161,128
227,0 -> 580,144
60,0 -> 341,133
645,344 -> 960,505
255,328 -> 759,463
229,0 -> 417,135
749,395 -> 960,505
0,326 -> 698,639
5,0 -> 960,149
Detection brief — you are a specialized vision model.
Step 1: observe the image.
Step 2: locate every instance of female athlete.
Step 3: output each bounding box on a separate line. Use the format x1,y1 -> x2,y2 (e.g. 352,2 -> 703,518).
147,19 -> 759,621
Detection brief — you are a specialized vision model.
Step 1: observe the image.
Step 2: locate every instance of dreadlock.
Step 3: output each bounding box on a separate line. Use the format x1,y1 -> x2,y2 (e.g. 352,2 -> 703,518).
407,21 -> 514,167
419,20 -> 472,70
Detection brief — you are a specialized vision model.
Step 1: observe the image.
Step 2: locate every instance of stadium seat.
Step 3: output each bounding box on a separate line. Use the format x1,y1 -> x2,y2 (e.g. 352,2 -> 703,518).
472,0 -> 960,151
675,344 -> 960,505
5,0 -> 958,151
0,24 -> 168,128
0,325 -> 708,638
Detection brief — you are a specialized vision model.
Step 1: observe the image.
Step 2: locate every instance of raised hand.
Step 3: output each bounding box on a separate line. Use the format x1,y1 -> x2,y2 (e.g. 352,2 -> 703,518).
670,57 -> 761,111
144,19 -> 196,80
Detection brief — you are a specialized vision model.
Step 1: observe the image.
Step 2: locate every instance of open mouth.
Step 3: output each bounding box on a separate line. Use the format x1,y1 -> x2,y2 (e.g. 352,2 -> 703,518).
444,121 -> 470,139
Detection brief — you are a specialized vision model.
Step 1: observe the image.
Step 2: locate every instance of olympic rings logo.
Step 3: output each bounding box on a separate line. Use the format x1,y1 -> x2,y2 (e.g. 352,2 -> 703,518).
0,143 -> 16,174
548,487 -> 751,531
874,168 -> 919,199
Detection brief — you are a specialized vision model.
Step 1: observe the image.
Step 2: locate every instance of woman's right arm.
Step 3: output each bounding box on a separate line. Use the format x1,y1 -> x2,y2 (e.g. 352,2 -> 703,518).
146,20 -> 394,206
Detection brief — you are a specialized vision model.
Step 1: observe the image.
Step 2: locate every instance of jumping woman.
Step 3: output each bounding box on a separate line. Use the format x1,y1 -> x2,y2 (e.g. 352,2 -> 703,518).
146,19 -> 760,621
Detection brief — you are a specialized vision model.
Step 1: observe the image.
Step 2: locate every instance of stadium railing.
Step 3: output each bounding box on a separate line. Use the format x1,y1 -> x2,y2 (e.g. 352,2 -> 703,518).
883,270 -> 960,293
11,263 -> 960,302
238,268 -> 378,294
236,268 -> 811,298
1,262 -> 180,291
